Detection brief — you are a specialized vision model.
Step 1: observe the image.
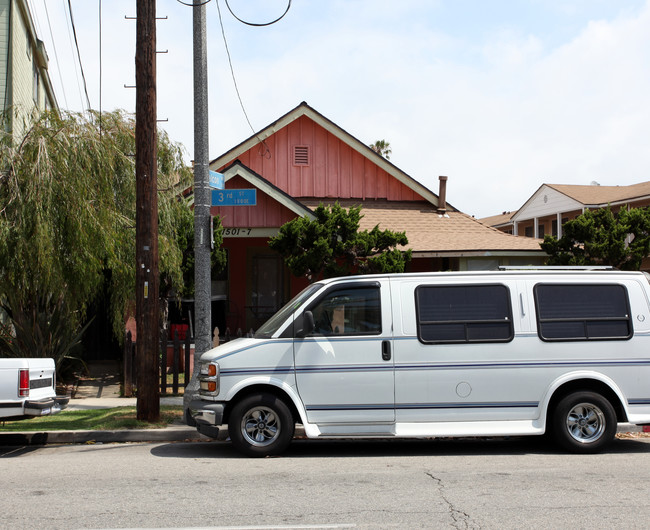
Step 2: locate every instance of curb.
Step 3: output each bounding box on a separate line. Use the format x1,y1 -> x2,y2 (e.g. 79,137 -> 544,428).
0,426 -> 210,446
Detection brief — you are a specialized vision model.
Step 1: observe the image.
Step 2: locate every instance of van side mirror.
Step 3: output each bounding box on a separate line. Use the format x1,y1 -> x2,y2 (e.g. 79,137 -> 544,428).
298,310 -> 314,338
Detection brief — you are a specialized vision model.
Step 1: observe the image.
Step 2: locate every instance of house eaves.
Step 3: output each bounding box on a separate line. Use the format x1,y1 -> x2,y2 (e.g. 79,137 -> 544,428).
210,101 -> 448,211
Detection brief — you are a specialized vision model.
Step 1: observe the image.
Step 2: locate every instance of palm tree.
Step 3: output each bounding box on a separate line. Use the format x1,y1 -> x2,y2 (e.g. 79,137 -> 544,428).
369,139 -> 392,160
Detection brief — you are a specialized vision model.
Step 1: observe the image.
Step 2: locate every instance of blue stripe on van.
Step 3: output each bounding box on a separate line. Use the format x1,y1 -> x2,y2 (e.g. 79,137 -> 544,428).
220,367 -> 294,376
394,359 -> 650,371
397,401 -> 539,410
628,399 -> 650,405
306,401 -> 539,412
219,359 -> 650,378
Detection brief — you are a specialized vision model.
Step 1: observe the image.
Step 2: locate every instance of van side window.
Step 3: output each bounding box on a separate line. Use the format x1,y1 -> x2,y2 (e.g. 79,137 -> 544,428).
309,286 -> 381,336
534,283 -> 632,341
415,284 -> 513,344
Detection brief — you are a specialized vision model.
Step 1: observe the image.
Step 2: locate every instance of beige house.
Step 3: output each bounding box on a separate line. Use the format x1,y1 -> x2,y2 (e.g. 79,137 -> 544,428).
482,181 -> 650,240
0,0 -> 57,139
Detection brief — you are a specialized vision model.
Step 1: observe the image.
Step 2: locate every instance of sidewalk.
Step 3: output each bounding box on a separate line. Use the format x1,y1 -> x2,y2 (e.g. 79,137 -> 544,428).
0,361 -> 211,446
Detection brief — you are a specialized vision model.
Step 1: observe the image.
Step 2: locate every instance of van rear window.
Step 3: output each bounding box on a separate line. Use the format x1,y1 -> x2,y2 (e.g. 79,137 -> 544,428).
534,283 -> 632,341
415,284 -> 513,344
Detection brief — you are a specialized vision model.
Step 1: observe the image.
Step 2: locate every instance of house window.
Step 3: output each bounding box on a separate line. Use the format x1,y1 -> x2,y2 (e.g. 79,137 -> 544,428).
293,145 -> 310,166
415,284 -> 513,344
534,284 -> 632,341
538,224 -> 545,237
552,220 -> 558,237
524,226 -> 533,238
33,62 -> 39,104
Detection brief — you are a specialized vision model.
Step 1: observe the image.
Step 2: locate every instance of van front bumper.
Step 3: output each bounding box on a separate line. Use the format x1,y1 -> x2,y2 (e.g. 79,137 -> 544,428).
189,400 -> 225,440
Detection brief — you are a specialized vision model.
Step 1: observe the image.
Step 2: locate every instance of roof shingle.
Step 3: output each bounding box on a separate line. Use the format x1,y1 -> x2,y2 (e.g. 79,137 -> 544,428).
302,199 -> 543,254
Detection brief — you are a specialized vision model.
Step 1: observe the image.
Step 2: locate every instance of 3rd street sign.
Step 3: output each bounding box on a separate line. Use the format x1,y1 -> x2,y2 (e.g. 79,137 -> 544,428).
211,189 -> 257,206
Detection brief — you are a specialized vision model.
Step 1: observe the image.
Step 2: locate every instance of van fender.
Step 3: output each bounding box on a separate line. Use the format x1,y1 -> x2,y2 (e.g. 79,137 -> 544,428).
224,376 -> 310,426
538,370 -> 629,424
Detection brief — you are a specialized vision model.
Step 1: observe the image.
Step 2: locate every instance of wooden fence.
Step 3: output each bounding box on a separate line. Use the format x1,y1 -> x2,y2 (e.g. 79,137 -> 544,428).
123,327 -> 250,396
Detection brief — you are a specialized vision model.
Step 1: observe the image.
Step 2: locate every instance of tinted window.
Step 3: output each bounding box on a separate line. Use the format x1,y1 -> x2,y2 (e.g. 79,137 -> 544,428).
534,283 -> 632,341
416,284 -> 513,344
308,286 -> 381,336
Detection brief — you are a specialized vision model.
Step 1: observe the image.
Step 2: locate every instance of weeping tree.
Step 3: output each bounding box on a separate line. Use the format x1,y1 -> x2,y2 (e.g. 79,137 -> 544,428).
269,202 -> 411,282
0,109 -> 220,374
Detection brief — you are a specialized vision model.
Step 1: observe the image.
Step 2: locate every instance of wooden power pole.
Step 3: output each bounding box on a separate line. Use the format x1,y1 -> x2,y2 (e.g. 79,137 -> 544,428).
135,0 -> 160,422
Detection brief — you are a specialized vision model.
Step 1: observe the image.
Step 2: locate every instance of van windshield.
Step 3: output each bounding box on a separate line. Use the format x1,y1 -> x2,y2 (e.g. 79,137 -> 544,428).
254,283 -> 324,339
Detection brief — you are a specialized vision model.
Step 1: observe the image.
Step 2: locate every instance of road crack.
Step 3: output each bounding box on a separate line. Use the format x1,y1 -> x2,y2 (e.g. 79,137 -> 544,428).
425,472 -> 480,529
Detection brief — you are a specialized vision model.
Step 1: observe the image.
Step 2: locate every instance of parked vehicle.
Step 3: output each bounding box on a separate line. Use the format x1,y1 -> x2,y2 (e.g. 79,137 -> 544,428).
0,358 -> 69,420
190,268 -> 650,456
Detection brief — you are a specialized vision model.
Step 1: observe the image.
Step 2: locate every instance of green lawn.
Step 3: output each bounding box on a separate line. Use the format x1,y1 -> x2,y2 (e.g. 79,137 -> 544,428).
0,406 -> 183,431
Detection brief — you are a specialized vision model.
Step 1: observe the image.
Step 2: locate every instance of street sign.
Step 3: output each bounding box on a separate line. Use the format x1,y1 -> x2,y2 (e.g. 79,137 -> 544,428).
208,170 -> 224,189
211,189 -> 257,206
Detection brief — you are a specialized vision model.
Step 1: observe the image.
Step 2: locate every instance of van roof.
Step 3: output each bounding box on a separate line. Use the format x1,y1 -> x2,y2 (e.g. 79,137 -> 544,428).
316,268 -> 648,285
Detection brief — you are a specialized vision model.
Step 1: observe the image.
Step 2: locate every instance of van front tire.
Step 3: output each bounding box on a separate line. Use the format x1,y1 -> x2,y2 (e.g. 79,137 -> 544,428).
552,391 -> 616,454
228,393 -> 295,457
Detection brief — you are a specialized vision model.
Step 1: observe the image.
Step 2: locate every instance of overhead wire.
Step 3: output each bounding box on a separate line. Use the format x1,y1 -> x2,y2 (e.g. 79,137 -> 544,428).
99,0 -> 102,133
176,0 -> 213,6
214,0 -> 291,157
62,0 -> 85,111
225,0 -> 291,27
43,0 -> 69,109
66,0 -> 92,111
173,0 -> 292,156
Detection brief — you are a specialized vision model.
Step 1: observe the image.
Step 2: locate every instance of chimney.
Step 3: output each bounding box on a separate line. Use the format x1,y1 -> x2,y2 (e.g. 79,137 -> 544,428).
437,176 -> 448,214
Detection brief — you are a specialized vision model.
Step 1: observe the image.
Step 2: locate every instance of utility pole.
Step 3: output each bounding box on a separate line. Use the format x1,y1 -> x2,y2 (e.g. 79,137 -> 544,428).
135,0 -> 160,422
183,0 -> 211,422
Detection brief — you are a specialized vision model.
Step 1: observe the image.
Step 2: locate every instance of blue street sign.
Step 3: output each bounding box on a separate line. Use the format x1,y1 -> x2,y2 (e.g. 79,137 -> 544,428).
211,189 -> 257,206
209,170 -> 224,189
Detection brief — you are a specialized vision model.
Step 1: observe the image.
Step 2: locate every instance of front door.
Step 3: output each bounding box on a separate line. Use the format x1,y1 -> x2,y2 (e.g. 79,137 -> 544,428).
293,280 -> 395,431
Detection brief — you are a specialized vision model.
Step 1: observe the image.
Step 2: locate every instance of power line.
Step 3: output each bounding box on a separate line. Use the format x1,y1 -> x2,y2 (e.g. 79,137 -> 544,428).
99,0 -> 102,133
215,0 -> 271,156
225,0 -> 291,27
43,0 -> 69,109
62,0 -> 85,111
66,0 -> 92,111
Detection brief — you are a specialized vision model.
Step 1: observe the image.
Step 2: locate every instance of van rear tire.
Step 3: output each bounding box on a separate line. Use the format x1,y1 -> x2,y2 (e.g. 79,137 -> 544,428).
228,393 -> 294,457
551,391 -> 616,454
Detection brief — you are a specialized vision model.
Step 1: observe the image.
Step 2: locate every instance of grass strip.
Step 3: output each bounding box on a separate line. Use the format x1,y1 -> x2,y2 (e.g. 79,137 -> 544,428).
0,406 -> 183,431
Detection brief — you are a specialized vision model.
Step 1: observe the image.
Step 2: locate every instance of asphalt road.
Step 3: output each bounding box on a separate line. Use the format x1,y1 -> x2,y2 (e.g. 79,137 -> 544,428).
1,435 -> 650,529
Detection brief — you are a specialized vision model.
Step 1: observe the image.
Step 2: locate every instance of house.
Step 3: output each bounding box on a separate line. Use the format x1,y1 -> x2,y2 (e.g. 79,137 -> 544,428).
0,0 -> 57,139
482,181 -> 650,239
196,102 -> 545,334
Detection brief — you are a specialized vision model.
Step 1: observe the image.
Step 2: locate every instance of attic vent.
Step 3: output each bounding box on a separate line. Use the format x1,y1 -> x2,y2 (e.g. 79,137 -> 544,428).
293,145 -> 310,166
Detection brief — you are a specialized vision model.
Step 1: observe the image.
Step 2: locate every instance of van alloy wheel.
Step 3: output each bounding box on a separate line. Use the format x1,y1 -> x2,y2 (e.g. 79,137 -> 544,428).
552,391 -> 616,454
228,393 -> 295,457
566,402 -> 606,443
241,406 -> 280,446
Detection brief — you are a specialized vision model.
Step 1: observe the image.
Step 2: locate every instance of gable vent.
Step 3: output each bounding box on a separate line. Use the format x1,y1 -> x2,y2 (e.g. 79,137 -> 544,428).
293,145 -> 310,166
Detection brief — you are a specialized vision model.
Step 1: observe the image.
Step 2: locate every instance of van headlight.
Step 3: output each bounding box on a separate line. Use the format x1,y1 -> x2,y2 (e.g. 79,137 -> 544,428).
199,361 -> 220,395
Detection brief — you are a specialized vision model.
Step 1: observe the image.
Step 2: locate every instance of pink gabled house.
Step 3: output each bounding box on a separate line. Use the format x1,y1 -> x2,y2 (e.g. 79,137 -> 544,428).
197,102 -> 544,334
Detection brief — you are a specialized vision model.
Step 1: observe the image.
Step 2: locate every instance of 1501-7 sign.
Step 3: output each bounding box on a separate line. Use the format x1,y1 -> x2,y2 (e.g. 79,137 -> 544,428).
222,227 -> 279,238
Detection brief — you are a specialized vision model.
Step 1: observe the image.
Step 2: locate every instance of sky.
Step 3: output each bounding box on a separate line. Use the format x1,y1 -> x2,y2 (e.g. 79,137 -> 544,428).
27,0 -> 650,219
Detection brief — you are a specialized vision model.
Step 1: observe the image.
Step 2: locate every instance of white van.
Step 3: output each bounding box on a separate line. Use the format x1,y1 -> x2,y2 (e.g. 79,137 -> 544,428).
189,268 -> 650,456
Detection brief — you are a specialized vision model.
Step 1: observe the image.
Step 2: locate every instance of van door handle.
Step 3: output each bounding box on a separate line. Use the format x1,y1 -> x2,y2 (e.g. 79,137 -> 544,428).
381,340 -> 391,361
